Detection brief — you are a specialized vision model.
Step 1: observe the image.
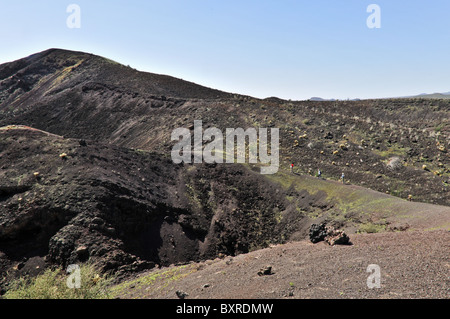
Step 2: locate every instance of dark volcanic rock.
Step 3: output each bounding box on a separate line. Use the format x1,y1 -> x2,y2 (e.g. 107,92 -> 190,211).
309,223 -> 350,245
257,265 -> 274,276
0,126 -> 304,290
324,226 -> 350,246
309,224 -> 328,243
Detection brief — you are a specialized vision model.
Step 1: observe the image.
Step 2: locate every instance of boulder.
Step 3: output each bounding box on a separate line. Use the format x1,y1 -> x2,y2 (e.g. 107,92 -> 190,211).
257,266 -> 274,276
309,223 -> 328,243
324,226 -> 350,246
176,290 -> 189,299
309,223 -> 350,245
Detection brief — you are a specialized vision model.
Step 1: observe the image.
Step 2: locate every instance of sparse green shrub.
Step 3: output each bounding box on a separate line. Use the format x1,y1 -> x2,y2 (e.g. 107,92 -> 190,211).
434,124 -> 444,132
358,223 -> 385,234
3,263 -> 114,299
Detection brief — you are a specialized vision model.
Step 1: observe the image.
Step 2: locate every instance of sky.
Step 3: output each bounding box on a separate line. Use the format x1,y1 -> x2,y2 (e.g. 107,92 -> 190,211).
1,0 -> 450,100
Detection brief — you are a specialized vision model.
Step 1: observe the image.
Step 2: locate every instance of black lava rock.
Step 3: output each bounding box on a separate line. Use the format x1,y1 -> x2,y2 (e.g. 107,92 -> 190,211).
309,223 -> 328,243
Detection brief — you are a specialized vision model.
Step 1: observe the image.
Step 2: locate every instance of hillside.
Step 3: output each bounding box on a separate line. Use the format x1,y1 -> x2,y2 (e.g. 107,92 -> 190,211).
0,49 -> 449,298
403,92 -> 450,99
0,125 -> 303,288
1,49 -> 449,206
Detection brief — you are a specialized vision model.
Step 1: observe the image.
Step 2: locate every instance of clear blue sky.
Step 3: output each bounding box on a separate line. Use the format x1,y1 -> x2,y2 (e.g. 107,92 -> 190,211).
1,0 -> 450,100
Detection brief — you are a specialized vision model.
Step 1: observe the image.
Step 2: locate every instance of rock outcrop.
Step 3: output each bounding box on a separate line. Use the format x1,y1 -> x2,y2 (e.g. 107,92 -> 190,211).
309,223 -> 350,246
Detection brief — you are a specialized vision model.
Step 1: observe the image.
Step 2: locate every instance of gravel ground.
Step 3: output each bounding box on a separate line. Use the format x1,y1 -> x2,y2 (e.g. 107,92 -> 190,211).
117,230 -> 449,299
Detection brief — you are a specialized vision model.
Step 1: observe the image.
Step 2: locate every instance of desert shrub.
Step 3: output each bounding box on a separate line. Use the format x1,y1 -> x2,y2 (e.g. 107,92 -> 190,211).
3,263 -> 114,299
358,223 -> 385,234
